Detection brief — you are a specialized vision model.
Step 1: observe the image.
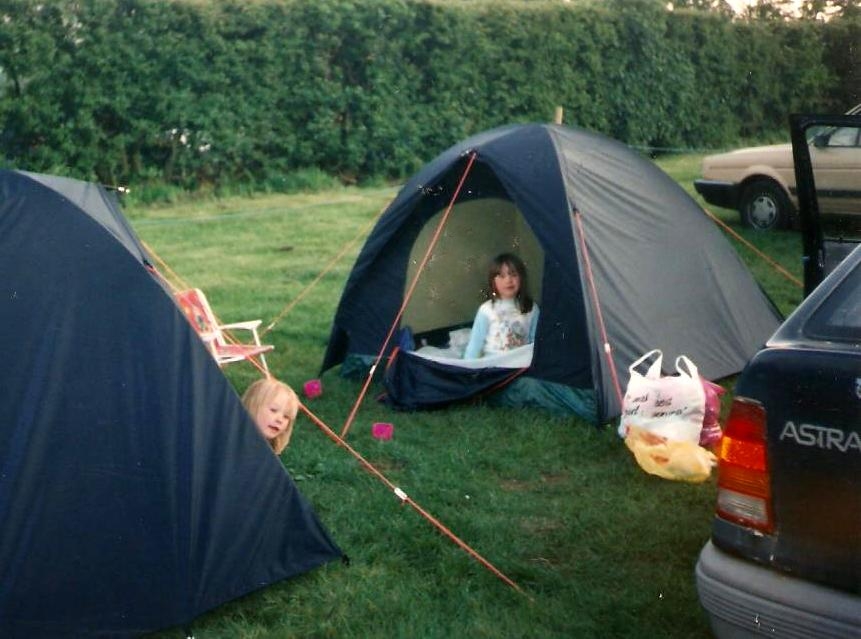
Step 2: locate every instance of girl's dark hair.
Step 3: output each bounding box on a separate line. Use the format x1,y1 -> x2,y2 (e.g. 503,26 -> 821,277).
487,252 -> 534,313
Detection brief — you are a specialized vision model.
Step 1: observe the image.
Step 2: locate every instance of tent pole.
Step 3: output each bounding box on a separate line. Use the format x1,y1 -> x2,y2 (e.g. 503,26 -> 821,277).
340,152 -> 479,439
573,210 -> 624,414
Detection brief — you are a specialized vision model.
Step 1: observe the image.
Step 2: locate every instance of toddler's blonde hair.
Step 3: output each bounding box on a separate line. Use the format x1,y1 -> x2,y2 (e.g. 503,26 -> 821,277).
241,378 -> 299,454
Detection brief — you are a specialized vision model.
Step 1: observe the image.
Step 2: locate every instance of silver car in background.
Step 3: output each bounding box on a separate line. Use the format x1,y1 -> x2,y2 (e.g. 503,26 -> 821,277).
694,104 -> 861,231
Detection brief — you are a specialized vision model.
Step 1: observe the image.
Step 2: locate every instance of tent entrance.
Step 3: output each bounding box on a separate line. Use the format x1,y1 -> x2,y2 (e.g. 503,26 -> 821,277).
402,196 -> 545,343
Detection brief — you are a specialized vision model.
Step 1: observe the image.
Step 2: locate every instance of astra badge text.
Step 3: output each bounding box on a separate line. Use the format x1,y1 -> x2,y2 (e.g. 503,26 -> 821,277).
780,421 -> 861,453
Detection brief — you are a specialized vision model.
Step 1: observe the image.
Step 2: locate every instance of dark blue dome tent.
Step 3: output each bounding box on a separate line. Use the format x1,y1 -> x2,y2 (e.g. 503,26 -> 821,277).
0,170 -> 342,637
322,124 -> 782,425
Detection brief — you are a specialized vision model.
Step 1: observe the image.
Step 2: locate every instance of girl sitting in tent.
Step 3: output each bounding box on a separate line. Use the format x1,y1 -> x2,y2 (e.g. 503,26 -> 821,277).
463,253 -> 539,359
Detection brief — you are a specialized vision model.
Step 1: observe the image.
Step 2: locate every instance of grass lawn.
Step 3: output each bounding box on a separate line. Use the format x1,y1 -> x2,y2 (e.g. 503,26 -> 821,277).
133,155 -> 804,638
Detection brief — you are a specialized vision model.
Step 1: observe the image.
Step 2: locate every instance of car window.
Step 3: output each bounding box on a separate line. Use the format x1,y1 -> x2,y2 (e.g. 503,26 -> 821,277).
805,256 -> 861,342
792,113 -> 861,293
811,123 -> 861,243
825,126 -> 860,147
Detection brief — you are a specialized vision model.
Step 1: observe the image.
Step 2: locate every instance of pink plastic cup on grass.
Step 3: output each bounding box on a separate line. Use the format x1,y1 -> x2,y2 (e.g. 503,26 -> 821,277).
303,379 -> 322,399
372,422 -> 394,440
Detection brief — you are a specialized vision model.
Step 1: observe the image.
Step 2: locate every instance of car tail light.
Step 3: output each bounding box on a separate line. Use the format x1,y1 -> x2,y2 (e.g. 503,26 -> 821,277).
715,397 -> 774,533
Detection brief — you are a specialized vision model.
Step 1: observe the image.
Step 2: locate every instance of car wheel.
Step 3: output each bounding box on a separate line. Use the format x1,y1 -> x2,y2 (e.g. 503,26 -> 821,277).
740,180 -> 791,231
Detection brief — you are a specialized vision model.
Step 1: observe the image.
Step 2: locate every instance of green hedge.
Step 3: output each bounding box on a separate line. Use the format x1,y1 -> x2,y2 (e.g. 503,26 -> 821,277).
0,0 -> 854,189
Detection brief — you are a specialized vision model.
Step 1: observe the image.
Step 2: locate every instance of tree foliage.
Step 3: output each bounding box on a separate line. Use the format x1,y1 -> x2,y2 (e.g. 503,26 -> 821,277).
798,0 -> 861,20
0,0 -> 852,189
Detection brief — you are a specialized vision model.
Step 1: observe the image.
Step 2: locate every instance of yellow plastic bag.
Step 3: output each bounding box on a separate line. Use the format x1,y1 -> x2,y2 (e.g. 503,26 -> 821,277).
624,425 -> 717,483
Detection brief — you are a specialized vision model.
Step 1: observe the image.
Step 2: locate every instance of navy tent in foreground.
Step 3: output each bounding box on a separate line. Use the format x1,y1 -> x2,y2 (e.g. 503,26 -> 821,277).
322,123 -> 782,423
0,170 -> 342,637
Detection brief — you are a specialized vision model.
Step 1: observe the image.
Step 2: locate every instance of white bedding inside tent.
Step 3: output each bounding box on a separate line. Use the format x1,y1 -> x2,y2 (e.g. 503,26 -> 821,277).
413,342 -> 534,369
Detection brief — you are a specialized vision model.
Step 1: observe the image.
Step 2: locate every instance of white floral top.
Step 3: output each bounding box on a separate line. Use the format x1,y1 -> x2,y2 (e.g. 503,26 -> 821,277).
463,298 -> 539,359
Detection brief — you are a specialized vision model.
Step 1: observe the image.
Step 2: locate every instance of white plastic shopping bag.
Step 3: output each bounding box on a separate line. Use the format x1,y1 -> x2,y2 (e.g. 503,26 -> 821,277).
618,350 -> 706,444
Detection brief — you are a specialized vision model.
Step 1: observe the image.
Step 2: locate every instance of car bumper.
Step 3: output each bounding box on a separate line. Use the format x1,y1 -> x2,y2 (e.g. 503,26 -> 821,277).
696,541 -> 861,639
694,179 -> 740,210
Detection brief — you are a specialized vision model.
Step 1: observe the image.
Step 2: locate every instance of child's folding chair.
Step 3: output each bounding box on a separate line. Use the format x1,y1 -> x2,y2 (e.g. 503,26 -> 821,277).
175,288 -> 273,374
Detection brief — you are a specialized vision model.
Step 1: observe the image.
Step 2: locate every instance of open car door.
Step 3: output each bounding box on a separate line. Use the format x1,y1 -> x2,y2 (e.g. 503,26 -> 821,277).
791,110 -> 861,295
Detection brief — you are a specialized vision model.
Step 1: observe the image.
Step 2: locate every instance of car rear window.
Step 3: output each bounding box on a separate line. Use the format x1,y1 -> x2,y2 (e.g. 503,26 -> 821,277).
805,256 -> 861,342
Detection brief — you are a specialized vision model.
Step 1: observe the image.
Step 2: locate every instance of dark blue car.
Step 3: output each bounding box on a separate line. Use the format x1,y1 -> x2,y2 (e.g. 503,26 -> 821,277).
695,113 -> 861,638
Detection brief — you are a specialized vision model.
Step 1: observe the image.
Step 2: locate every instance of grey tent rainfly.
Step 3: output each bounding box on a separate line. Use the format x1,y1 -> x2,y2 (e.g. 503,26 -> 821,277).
322,123 -> 782,424
0,170 -> 342,637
